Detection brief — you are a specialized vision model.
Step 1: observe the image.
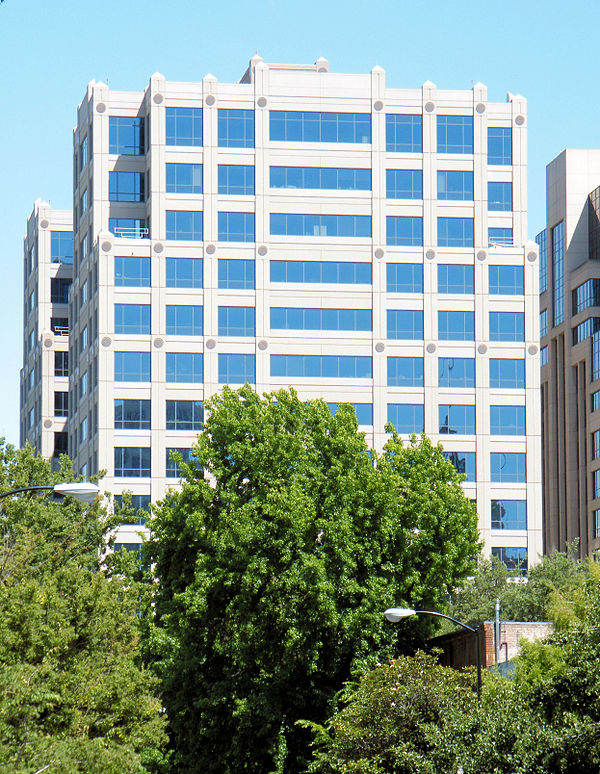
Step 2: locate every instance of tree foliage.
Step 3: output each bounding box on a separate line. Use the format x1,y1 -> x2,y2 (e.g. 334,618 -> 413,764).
447,546 -> 587,626
0,442 -> 166,773
145,386 -> 480,773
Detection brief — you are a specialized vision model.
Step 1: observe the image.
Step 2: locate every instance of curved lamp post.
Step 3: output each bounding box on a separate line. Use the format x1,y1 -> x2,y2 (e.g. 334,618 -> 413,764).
384,607 -> 482,698
0,482 -> 101,504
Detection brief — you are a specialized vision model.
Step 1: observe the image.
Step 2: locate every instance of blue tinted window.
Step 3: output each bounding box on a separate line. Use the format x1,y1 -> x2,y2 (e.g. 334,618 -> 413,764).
114,447 -> 150,477
439,404 -> 475,434
386,170 -> 422,199
166,400 -> 204,430
492,500 -> 527,530
386,115 -> 422,153
387,404 -> 424,433
489,265 -> 524,295
166,353 -> 203,383
219,212 -> 255,242
109,116 -> 144,155
270,166 -> 371,190
270,111 -> 371,143
488,181 -> 512,211
490,405 -> 526,435
218,165 -> 255,195
437,116 -> 473,153
492,547 -> 527,574
218,306 -> 255,336
327,402 -> 373,425
113,494 -> 151,525
51,232 -> 73,264
488,127 -> 512,165
438,311 -> 475,341
438,217 -> 474,247
573,278 -> 600,315
270,213 -> 371,238
271,260 -> 371,285
540,309 -> 548,339
166,163 -> 203,194
489,312 -> 525,342
386,263 -> 423,293
166,257 -> 203,288
491,452 -> 526,482
218,353 -> 256,384
536,229 -> 547,294
114,304 -> 150,335
114,399 -> 151,430
387,310 -> 423,340
271,308 -> 371,331
219,259 -> 255,289
109,218 -> 146,239
438,264 -> 474,294
386,216 -> 423,246
490,359 -> 525,389
437,171 -> 473,200
488,227 -> 513,246
109,171 -> 144,202
115,255 -> 150,287
166,447 -> 193,478
166,107 -> 203,146
166,305 -> 203,336
443,451 -> 476,481
552,221 -> 565,326
438,357 -> 475,388
540,346 -> 548,366
166,211 -> 203,241
115,352 -> 150,382
387,357 -> 424,387
271,355 -> 372,379
218,109 -> 254,148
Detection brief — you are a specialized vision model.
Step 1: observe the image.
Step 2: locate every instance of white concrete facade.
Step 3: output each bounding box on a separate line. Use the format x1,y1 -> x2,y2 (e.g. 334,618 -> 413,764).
23,57 -> 541,566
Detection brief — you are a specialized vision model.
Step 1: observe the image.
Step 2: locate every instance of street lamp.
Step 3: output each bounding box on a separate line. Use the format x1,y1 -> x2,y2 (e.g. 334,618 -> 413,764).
384,607 -> 482,698
0,482 -> 100,504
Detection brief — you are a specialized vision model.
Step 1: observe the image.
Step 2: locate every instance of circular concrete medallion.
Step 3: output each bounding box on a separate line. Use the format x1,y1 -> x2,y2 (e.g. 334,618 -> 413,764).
528,345 -> 538,356
101,241 -> 112,253
101,336 -> 112,348
153,242 -> 164,254
374,100 -> 383,111
44,338 -> 53,348
426,343 -> 436,354
153,337 -> 164,348
477,250 -> 487,262
425,101 -> 435,112
258,245 -> 268,256
96,102 -> 106,113
205,94 -> 216,106
206,338 -> 216,349
426,249 -> 436,260
527,251 -> 537,262
375,342 -> 385,353
478,344 -> 488,354
40,219 -> 49,229
515,115 -> 525,126
257,96 -> 267,108
258,340 -> 268,350
374,248 -> 384,259
476,102 -> 486,114
153,93 -> 164,104
44,419 -> 52,429
206,244 -> 216,255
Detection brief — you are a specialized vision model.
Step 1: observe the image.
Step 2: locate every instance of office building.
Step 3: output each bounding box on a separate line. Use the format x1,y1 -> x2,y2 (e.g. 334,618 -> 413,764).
539,149 -> 600,556
20,200 -> 72,462
23,57 -> 542,567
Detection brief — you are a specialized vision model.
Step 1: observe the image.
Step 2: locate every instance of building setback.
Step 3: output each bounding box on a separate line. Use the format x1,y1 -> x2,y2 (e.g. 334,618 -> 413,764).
22,57 -> 542,567
539,149 -> 600,556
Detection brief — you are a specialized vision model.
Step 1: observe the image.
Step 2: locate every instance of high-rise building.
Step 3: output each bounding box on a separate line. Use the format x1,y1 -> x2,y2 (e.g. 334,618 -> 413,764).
539,149 -> 600,556
23,57 -> 542,568
20,200 -> 72,463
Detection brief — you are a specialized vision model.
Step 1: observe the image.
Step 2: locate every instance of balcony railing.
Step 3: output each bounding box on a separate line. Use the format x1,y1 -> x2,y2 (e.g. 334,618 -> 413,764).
112,226 -> 149,239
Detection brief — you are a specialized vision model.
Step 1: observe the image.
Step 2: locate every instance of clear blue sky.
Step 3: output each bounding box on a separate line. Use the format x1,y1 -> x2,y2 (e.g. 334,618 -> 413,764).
0,0 -> 596,444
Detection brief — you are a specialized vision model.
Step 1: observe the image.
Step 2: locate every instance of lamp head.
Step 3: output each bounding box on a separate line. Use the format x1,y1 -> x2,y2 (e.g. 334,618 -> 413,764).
53,482 -> 101,504
384,607 -> 416,623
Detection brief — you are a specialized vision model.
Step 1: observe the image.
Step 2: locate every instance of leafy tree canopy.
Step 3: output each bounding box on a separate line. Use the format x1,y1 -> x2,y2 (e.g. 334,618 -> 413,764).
0,442 -> 166,773
145,386 -> 480,773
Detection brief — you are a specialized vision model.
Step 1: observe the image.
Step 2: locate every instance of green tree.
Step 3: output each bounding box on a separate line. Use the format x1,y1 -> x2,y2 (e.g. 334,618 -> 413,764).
145,386 -> 480,774
0,442 -> 166,773
447,546 -> 587,626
